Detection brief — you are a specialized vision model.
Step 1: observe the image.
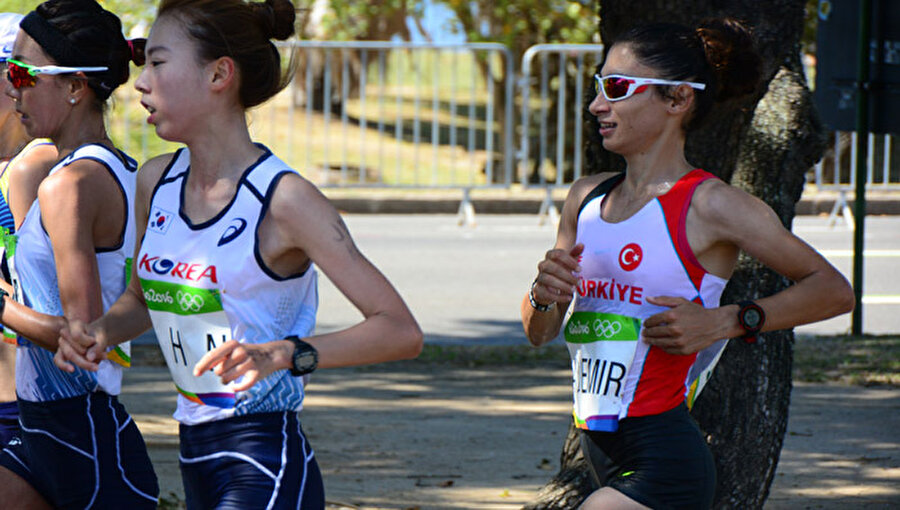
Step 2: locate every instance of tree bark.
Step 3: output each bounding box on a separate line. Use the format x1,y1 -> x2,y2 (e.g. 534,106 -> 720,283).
530,1 -> 827,508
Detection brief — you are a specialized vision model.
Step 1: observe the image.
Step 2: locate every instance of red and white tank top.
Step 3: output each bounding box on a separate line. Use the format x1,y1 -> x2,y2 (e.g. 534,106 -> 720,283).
565,169 -> 729,432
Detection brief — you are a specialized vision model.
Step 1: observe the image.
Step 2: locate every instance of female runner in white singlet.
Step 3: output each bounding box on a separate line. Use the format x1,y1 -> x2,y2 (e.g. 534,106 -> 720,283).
55,0 -> 423,508
0,1 -> 158,508
521,18 -> 854,510
0,12 -> 57,449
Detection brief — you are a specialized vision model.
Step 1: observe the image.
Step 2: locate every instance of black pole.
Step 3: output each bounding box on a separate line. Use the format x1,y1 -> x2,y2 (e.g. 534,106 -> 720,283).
851,0 -> 871,335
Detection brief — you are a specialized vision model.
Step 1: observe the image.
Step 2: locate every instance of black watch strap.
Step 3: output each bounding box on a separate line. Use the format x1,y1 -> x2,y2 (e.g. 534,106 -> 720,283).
0,287 -> 7,317
529,279 -> 555,312
737,300 -> 765,344
286,335 -> 318,376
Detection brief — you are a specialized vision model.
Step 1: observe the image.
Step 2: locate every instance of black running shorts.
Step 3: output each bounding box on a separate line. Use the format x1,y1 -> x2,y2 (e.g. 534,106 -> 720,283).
580,403 -> 716,510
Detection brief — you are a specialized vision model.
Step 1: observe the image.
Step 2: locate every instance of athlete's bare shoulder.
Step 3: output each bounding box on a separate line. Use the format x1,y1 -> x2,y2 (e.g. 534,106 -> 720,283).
268,170 -> 331,223
7,142 -> 57,177
565,171 -> 622,209
137,152 -> 177,190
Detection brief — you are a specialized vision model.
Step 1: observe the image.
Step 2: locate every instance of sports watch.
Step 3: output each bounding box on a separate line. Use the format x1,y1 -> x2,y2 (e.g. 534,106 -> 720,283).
736,300 -> 765,344
529,278 -> 555,312
285,335 -> 318,376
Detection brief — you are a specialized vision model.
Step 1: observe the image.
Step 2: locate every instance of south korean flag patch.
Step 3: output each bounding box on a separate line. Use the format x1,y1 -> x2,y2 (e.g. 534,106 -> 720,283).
147,206 -> 175,235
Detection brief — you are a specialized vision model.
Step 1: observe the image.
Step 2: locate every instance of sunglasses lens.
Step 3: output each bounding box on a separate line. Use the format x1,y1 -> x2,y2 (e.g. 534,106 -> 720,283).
602,77 -> 632,99
7,62 -> 35,88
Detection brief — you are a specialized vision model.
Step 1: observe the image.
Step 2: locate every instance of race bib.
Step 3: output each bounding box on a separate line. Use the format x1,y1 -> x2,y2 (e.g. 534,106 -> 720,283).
141,279 -> 236,408
564,311 -> 642,432
2,229 -> 20,345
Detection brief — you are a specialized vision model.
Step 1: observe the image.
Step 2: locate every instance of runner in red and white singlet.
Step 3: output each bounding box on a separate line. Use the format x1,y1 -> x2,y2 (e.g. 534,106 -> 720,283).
522,18 -> 854,510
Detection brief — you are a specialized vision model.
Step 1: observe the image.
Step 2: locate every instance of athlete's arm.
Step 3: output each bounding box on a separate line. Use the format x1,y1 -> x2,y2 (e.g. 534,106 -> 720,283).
194,173 -> 423,391
0,160 -> 113,349
643,181 -> 855,354
521,175 -> 609,347
0,144 -> 64,349
55,154 -> 173,372
6,142 -> 57,229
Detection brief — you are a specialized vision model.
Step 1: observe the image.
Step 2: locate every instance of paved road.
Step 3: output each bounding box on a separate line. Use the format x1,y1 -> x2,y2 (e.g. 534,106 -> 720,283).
314,214 -> 899,343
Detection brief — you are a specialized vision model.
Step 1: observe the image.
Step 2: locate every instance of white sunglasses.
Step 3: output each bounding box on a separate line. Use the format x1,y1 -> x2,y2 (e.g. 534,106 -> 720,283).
594,73 -> 706,102
6,58 -> 108,89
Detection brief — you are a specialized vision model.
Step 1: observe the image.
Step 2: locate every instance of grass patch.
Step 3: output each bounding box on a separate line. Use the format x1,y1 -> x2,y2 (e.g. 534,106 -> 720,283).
793,335 -> 899,386
409,343 -> 569,367
133,335 -> 899,386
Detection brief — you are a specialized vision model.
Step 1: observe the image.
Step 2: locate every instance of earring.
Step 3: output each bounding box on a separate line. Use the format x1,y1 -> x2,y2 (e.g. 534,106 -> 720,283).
69,98 -> 76,105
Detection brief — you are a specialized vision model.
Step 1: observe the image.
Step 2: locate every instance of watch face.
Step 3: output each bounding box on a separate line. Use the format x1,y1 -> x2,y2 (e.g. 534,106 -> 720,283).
294,351 -> 316,368
292,348 -> 318,374
743,308 -> 762,328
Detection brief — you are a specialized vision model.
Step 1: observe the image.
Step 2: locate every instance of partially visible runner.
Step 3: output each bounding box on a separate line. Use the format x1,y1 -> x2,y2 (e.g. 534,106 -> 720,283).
521,19 -> 854,510
0,12 -> 57,449
0,13 -> 56,446
0,1 -> 158,508
56,0 -> 423,508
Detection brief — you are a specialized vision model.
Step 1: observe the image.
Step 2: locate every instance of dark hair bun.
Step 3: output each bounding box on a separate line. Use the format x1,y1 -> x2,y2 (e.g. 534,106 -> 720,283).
696,18 -> 761,102
129,38 -> 147,66
250,0 -> 295,41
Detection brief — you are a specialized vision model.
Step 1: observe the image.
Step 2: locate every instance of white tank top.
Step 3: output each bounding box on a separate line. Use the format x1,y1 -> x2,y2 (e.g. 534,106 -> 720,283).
137,146 -> 318,425
565,170 -> 728,432
12,144 -> 136,401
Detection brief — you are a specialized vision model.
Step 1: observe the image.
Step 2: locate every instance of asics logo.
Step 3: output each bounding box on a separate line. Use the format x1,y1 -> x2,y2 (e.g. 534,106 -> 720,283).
218,218 -> 247,247
176,290 -> 205,313
592,319 -> 622,339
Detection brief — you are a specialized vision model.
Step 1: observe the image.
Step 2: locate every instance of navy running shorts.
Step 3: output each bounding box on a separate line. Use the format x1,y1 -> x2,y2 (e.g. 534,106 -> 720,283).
0,400 -> 18,447
179,411 -> 325,510
580,403 -> 716,510
0,391 -> 159,509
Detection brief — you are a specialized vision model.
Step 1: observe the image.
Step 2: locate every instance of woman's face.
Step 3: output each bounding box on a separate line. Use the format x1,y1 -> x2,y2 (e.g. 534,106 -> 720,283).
588,43 -> 673,156
134,15 -> 211,143
4,30 -> 71,139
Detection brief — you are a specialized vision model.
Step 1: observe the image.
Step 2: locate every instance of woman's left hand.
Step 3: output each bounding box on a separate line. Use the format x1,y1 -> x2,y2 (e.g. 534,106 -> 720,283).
642,296 -> 732,355
193,339 -> 290,392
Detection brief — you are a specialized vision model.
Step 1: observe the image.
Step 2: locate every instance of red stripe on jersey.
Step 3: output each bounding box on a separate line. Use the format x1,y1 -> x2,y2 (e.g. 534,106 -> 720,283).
628,169 -> 716,416
657,169 -> 717,293
628,347 -> 698,417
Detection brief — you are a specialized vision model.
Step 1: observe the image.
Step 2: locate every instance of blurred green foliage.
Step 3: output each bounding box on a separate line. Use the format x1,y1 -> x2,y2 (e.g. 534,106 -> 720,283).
444,0 -> 597,53
0,0 -> 155,35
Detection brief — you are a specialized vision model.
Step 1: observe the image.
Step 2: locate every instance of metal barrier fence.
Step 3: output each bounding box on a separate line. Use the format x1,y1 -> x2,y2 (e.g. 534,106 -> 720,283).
253,41 -> 515,190
106,41 -> 898,224
814,132 -> 898,189
813,132 -> 899,225
517,43 -> 604,222
518,44 -> 605,187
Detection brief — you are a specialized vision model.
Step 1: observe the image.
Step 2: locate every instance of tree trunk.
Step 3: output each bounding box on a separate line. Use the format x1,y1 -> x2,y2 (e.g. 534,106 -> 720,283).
529,1 -> 827,508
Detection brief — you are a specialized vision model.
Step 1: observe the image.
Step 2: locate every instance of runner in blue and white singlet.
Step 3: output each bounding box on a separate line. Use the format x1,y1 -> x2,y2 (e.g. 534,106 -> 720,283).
137,146 -> 318,425
0,3 -> 158,507
54,3 -> 421,507
11,144 -> 135,400
0,144 -> 157,508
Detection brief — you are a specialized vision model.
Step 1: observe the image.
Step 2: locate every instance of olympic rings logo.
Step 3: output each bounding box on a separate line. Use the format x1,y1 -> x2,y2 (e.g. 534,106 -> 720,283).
592,319 -> 622,339
176,290 -> 205,313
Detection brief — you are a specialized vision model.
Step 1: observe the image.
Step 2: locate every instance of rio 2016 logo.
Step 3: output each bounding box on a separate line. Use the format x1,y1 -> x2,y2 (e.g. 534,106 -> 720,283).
618,243 -> 643,272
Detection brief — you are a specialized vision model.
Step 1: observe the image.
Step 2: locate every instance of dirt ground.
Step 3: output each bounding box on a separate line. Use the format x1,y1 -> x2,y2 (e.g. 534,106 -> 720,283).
118,349 -> 899,510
